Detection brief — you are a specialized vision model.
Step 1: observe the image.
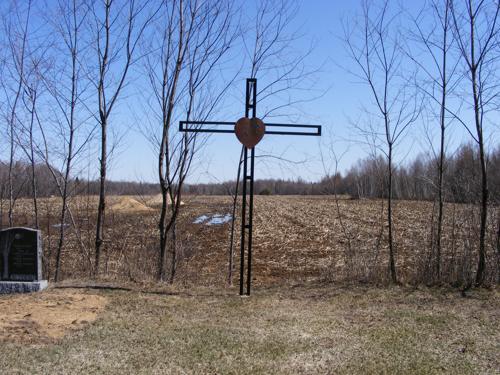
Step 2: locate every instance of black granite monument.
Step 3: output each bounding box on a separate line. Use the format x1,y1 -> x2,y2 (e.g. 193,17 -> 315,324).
0,227 -> 47,293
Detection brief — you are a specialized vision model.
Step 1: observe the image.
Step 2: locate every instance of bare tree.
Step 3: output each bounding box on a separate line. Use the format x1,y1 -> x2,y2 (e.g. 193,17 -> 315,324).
38,0 -> 94,281
406,0 -> 460,282
450,0 -> 500,286
345,0 -> 421,283
89,0 -> 158,276
1,0 -> 33,227
142,0 -> 236,281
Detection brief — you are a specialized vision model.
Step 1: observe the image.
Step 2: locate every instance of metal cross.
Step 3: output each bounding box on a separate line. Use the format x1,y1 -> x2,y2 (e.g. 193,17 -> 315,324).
179,78 -> 322,295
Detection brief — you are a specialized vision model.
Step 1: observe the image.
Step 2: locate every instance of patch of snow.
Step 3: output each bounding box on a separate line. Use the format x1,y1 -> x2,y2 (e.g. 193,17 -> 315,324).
193,213 -> 232,225
206,214 -> 232,226
193,215 -> 210,224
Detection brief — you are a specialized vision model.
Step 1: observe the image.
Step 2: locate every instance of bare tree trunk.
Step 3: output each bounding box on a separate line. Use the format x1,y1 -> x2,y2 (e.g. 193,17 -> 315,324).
387,144 -> 397,283
435,0 -> 450,281
228,147 -> 244,285
157,0 -> 185,281
8,81 -> 19,228
27,91 -> 39,229
496,211 -> 499,284
54,120 -> 75,281
169,221 -> 177,284
436,123 -> 445,281
475,105 -> 488,285
470,15 -> 488,287
54,0 -> 79,281
95,116 -> 107,276
157,184 -> 168,280
472,59 -> 488,285
93,0 -> 111,277
45,198 -> 52,279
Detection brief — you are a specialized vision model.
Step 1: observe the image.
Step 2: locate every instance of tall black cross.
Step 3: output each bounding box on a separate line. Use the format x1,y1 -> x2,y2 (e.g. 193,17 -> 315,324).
180,78 -> 321,295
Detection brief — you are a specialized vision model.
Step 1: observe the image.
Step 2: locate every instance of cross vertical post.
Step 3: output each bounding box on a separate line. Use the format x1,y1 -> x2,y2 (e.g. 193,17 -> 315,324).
240,78 -> 257,296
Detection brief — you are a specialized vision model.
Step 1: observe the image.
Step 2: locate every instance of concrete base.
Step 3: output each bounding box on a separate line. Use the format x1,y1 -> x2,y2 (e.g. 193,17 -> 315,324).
0,280 -> 48,294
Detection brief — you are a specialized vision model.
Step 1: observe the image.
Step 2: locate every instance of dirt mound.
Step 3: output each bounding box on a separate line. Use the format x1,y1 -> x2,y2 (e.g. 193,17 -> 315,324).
0,289 -> 107,344
110,197 -> 153,212
146,194 -> 185,207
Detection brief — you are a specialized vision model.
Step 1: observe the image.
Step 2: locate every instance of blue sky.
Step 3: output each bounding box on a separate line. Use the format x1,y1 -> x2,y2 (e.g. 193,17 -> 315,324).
2,0 -> 496,184
113,0 -> 477,184
113,1 -> 375,183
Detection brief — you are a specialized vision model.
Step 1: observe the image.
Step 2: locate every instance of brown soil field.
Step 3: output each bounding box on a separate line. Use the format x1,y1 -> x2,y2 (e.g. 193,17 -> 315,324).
1,195 -> 498,286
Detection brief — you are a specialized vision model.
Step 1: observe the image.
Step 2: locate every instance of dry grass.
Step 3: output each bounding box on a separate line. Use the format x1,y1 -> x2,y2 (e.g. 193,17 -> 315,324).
0,285 -> 498,374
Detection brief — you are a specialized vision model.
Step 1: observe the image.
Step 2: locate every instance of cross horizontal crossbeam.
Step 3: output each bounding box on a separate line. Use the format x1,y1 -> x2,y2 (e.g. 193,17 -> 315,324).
179,120 -> 321,136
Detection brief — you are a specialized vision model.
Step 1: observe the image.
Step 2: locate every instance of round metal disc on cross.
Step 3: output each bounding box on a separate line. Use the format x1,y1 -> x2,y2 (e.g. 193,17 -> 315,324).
234,117 -> 265,148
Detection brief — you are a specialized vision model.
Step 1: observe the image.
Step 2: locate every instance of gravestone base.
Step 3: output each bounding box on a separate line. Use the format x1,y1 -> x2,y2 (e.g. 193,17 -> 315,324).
0,280 -> 48,294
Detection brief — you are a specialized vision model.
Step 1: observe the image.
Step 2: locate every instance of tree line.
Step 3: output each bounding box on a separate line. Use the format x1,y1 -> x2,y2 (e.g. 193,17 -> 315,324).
3,142 -> 499,203
185,143 -> 500,203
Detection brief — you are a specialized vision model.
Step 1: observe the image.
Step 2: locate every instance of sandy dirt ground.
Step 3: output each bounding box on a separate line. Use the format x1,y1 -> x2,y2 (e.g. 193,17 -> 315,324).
0,288 -> 106,344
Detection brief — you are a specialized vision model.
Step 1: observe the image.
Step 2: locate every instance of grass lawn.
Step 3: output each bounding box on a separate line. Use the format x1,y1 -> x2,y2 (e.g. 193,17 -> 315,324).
0,284 -> 498,374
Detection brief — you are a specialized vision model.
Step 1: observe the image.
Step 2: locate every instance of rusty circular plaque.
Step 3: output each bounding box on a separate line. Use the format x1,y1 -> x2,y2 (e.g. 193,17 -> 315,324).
234,117 -> 265,148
